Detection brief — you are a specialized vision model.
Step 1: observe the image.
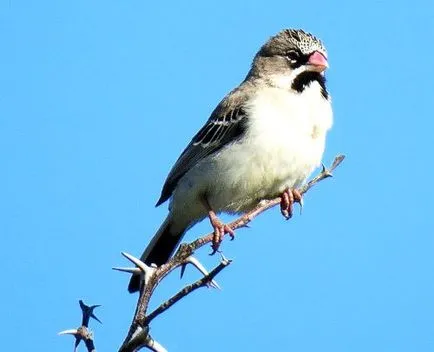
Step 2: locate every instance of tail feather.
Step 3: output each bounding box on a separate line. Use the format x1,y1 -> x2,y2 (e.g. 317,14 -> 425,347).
128,217 -> 186,293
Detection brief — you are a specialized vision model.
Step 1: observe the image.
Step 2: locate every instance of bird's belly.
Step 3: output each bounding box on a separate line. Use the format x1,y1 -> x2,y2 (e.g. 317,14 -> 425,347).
205,132 -> 325,212
171,129 -> 325,220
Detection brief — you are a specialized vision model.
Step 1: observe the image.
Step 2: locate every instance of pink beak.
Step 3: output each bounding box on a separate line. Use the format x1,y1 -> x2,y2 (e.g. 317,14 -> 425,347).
308,51 -> 328,72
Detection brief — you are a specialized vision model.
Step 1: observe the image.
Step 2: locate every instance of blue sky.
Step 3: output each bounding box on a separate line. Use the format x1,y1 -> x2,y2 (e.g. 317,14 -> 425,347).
2,0 -> 434,351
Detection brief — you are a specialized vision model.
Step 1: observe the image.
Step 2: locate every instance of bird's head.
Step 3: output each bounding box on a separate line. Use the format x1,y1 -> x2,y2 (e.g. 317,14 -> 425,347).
249,29 -> 329,91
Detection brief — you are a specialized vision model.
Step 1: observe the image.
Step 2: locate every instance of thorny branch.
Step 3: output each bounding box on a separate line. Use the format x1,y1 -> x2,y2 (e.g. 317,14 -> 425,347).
59,300 -> 102,352
145,255 -> 231,325
114,154 -> 345,352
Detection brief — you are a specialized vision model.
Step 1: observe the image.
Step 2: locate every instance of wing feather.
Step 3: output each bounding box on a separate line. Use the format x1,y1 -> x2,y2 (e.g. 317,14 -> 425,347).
156,85 -> 250,206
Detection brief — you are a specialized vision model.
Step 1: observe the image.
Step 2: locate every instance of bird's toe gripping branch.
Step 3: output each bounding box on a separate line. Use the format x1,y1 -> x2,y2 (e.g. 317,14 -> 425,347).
280,188 -> 303,219
208,210 -> 235,254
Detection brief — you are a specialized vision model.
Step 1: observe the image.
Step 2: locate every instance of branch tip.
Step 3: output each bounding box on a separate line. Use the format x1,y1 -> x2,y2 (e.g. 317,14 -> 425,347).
331,154 -> 345,171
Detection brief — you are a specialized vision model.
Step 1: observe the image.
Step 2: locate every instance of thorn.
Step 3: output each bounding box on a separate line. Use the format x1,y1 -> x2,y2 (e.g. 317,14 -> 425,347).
121,252 -> 149,273
321,163 -> 327,173
146,338 -> 167,352
186,256 -> 210,277
74,337 -> 80,351
79,300 -> 102,325
112,267 -> 142,274
299,197 -> 304,215
180,263 -> 187,279
58,328 -> 82,352
58,329 -> 79,336
120,251 -> 155,286
219,252 -> 232,266
321,162 -> 333,178
90,312 -> 102,324
209,280 -> 221,290
185,256 -> 220,289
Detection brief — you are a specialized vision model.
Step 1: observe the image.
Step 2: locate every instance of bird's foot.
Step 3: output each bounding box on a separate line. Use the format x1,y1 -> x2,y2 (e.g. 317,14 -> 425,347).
280,188 -> 303,220
208,211 -> 235,255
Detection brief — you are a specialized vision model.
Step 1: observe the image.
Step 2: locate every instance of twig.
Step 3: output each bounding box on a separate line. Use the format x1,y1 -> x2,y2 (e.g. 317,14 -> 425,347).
59,300 -> 101,352
146,256 -> 231,325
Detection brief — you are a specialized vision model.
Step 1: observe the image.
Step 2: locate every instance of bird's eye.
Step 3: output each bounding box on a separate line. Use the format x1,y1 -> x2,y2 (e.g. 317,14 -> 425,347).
285,50 -> 300,63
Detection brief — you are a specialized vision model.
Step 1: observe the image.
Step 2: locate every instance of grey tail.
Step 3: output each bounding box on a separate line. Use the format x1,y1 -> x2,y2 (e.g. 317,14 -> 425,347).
128,217 -> 186,293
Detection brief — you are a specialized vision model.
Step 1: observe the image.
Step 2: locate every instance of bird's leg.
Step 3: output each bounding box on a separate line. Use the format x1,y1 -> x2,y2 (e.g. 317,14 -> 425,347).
202,197 -> 235,254
208,210 -> 235,253
280,188 -> 303,219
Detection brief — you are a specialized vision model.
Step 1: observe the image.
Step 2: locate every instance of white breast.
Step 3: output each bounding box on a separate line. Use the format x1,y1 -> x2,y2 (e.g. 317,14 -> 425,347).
208,81 -> 333,211
247,81 -> 333,180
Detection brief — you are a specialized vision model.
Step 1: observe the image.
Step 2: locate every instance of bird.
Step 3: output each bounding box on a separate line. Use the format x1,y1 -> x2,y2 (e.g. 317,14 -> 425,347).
128,29 -> 333,293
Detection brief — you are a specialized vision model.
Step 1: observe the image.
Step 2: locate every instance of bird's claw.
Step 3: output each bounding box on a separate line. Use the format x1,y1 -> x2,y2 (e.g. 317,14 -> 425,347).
209,218 -> 235,255
280,188 -> 303,219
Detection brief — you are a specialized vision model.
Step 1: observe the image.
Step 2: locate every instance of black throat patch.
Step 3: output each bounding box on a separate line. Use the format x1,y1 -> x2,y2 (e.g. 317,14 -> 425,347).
291,71 -> 328,99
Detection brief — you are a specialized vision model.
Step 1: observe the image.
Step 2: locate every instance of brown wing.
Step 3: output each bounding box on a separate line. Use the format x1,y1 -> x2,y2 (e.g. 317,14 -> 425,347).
156,85 -> 250,206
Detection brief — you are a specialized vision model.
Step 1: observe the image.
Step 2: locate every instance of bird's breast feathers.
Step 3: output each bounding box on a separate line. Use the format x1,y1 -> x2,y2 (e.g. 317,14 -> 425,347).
210,81 -> 332,210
